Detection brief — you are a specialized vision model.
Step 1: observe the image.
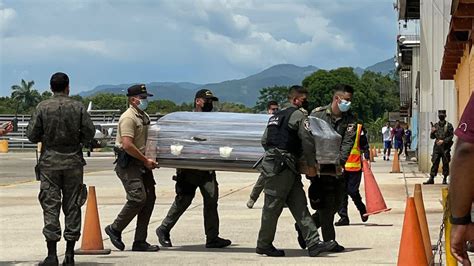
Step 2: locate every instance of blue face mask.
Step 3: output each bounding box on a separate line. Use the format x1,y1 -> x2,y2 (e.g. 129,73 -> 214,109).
137,99 -> 148,111
338,99 -> 351,112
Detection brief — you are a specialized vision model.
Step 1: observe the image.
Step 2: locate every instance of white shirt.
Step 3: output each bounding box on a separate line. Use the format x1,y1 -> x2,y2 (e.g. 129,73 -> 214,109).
382,126 -> 392,141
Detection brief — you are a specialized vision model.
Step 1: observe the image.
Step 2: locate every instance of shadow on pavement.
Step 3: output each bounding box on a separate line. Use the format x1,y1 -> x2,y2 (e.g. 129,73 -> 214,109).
350,223 -> 393,227
0,262 -> 115,266
161,245 -> 372,258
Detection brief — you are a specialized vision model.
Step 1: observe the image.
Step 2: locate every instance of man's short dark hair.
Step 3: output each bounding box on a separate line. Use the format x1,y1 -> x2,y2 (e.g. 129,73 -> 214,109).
332,84 -> 354,95
50,72 -> 69,92
267,100 -> 279,109
288,85 -> 308,99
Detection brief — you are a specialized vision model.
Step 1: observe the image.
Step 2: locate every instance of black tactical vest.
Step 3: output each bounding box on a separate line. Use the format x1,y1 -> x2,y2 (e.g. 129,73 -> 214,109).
266,107 -> 301,155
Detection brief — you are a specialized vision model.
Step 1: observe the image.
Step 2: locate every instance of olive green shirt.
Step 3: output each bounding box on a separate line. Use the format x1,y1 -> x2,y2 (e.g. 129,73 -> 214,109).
310,104 -> 356,165
115,106 -> 150,154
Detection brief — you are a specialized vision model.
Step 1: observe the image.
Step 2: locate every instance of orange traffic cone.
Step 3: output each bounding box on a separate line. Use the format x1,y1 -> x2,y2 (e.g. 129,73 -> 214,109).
370,148 -> 375,162
390,151 -> 401,173
397,197 -> 428,266
413,184 -> 432,263
362,160 -> 391,216
75,186 -> 111,255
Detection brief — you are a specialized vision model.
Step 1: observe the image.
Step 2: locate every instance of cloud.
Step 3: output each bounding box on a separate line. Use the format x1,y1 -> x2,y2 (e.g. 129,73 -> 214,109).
0,2 -> 16,34
2,35 -> 113,63
0,0 -> 398,96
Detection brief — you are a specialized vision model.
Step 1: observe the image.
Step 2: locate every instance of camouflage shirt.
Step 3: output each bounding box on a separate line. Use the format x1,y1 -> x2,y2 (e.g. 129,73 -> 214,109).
310,104 -> 357,165
430,120 -> 454,151
26,93 -> 95,170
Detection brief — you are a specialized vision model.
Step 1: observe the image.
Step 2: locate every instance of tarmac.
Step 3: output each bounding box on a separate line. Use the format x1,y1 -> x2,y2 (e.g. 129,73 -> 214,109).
0,151 -> 470,265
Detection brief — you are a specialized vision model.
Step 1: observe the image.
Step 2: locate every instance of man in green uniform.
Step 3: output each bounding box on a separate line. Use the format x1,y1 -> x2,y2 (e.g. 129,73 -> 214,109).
296,84 -> 356,252
156,89 -> 232,249
26,72 -> 95,266
105,84 -> 159,252
256,85 -> 336,257
247,100 -> 279,209
424,110 -> 454,185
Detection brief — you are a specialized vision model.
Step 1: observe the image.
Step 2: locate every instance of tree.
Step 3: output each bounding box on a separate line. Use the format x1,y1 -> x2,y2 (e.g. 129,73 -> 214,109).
41,91 -> 52,101
11,79 -> 41,114
254,86 -> 288,113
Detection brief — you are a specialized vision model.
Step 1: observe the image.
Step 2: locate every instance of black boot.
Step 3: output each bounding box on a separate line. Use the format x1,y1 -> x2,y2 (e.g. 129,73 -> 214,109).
294,223 -> 306,249
334,217 -> 349,226
62,241 -> 75,266
442,176 -> 448,185
39,241 -> 58,266
423,176 -> 434,185
308,240 -> 337,257
256,245 -> 285,257
105,225 -> 125,251
205,237 -> 232,248
156,226 -> 172,247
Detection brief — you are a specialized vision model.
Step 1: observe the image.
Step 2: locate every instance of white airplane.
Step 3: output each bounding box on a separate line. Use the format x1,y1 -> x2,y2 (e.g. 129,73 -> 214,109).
84,101 -> 120,156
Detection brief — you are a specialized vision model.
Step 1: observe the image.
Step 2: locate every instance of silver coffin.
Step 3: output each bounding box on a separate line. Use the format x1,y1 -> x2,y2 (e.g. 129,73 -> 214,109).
145,112 -> 343,172
146,112 -> 269,172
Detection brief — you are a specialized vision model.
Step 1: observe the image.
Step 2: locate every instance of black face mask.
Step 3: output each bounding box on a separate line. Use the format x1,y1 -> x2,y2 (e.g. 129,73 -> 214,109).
301,100 -> 309,111
438,115 -> 446,121
202,102 -> 213,112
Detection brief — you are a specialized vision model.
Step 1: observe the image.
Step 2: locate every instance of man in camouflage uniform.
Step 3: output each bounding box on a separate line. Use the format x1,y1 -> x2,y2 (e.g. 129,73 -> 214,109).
26,72 -> 95,266
156,89 -> 232,249
296,84 -> 357,252
424,110 -> 454,185
256,85 -> 336,257
105,84 -> 159,252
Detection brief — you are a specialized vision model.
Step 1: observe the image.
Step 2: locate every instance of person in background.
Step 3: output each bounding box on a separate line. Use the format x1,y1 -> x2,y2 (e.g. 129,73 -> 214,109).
335,124 -> 370,226
404,125 -> 412,160
381,122 -> 393,161
424,110 -> 454,185
392,120 -> 405,157
247,100 -> 279,209
449,94 -> 474,265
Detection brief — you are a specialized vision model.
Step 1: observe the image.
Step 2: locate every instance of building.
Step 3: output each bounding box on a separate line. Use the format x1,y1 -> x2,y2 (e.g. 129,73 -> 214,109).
440,0 -> 474,118
396,0 -> 457,172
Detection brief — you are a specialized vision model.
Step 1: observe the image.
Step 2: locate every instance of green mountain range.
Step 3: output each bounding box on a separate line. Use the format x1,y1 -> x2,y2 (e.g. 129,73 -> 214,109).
79,58 -> 395,106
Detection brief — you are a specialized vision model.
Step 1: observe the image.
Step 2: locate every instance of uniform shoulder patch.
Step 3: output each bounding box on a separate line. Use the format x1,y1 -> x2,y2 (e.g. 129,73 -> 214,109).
304,118 -> 311,131
312,106 -> 324,112
346,123 -> 356,134
298,107 -> 308,115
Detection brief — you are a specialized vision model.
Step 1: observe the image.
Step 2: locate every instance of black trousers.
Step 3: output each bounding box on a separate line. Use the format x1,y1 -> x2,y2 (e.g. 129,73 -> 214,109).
308,175 -> 345,241
338,170 -> 366,220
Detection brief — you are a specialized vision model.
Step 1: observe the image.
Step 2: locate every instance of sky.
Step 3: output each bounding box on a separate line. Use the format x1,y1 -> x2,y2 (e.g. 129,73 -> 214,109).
0,0 -> 401,96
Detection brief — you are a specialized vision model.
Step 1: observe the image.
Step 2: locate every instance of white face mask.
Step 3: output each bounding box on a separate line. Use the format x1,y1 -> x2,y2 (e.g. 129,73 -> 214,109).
137,99 -> 148,110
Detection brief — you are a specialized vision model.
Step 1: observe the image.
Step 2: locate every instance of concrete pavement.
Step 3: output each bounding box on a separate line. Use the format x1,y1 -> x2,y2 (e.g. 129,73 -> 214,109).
0,152 -> 467,265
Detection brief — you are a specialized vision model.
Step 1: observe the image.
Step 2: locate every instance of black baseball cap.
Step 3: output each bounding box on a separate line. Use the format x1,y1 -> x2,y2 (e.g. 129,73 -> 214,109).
438,110 -> 446,115
195,89 -> 218,101
126,84 -> 153,97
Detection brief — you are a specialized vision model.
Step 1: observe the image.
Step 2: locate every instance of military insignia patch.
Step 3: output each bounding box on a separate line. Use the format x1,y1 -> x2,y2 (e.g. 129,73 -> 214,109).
268,116 -> 280,126
304,119 -> 310,131
346,123 -> 355,133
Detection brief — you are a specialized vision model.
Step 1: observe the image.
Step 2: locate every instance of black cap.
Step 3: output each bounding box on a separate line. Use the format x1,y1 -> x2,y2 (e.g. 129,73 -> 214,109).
195,89 -> 218,101
126,84 -> 153,97
438,110 -> 446,115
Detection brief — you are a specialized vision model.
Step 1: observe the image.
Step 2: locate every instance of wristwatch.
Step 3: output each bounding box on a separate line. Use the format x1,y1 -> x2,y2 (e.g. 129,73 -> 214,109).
450,213 -> 472,225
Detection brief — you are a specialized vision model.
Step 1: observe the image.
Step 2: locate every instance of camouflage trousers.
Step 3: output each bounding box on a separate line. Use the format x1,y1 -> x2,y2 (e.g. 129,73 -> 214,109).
38,168 -> 86,242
